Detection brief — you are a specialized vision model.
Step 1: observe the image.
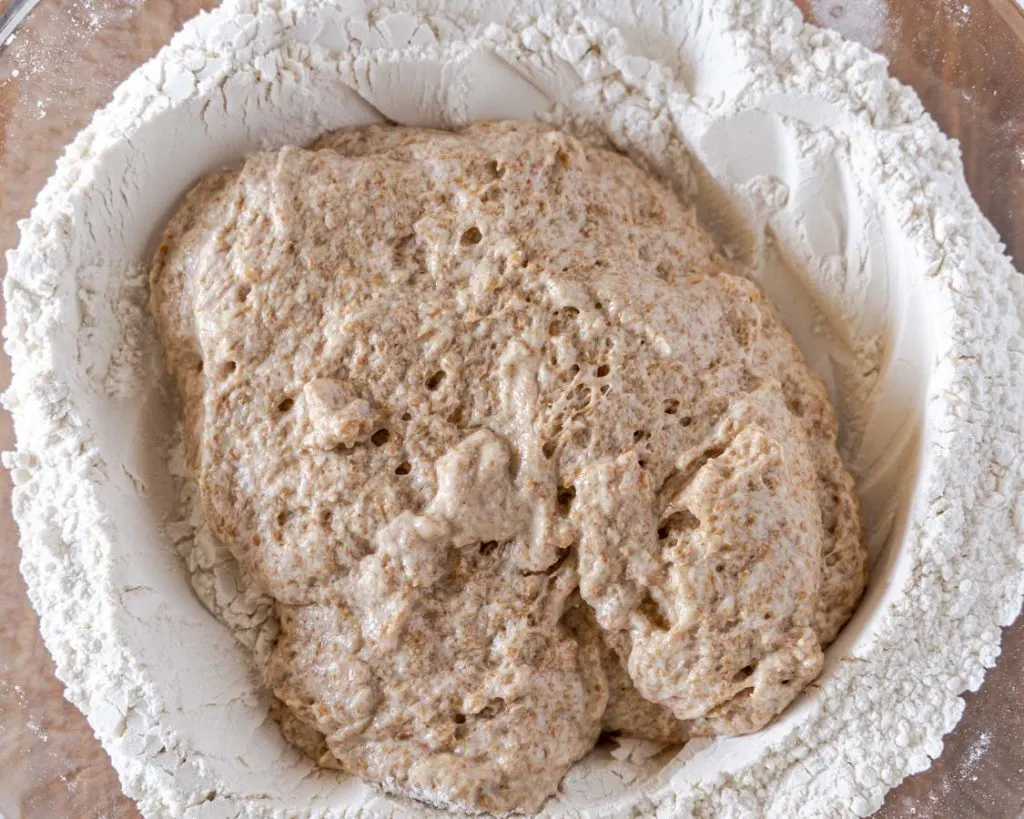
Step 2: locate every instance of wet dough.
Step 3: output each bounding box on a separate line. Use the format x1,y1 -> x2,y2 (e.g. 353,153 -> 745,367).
150,121 -> 866,812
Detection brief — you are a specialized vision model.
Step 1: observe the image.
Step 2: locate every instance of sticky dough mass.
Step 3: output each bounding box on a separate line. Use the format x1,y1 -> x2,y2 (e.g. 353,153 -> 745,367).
149,121 -> 867,813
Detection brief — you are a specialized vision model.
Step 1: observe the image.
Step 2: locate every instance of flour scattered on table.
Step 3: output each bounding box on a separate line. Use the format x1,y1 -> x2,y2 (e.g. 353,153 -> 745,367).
958,731 -> 991,782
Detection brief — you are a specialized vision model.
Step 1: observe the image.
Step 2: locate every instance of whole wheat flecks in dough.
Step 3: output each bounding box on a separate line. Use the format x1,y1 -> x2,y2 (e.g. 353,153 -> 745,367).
149,121 -> 867,813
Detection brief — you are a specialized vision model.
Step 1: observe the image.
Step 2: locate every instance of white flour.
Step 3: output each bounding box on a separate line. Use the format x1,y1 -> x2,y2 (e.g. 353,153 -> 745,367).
808,0 -> 889,48
3,0 -> 1023,817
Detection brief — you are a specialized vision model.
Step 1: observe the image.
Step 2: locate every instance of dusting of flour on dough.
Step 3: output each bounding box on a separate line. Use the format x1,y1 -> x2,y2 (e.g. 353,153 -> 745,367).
150,120 -> 865,812
3,0 -> 1023,816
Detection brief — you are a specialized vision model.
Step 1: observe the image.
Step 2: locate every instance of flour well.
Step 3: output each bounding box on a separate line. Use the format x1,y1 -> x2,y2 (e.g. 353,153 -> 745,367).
3,0 -> 1023,816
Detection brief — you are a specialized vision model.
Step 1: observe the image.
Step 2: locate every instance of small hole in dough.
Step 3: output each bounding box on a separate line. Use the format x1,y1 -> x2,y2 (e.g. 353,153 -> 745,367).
461,226 -> 483,245
426,370 -> 446,391
478,698 -> 506,719
639,593 -> 670,630
449,406 -> 466,426
660,509 -> 700,537
277,397 -> 294,412
371,429 -> 391,446
395,461 -> 411,476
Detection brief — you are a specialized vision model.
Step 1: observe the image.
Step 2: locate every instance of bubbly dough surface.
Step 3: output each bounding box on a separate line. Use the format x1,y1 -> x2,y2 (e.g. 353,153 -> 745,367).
150,121 -> 866,813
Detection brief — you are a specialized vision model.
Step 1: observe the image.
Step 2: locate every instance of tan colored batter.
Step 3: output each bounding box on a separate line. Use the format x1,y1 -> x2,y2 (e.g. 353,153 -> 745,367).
149,121 -> 867,813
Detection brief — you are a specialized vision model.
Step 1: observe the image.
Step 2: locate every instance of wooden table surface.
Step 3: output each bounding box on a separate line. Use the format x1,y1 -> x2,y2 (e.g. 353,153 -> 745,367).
0,1 -> 1021,816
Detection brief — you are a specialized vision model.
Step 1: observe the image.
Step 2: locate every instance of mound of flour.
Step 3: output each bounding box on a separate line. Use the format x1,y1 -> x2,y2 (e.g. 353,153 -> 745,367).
4,0 -> 1023,816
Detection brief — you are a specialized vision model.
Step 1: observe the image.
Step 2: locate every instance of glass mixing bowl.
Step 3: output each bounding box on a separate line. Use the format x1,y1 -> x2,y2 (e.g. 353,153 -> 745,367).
0,1 -> 1021,816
